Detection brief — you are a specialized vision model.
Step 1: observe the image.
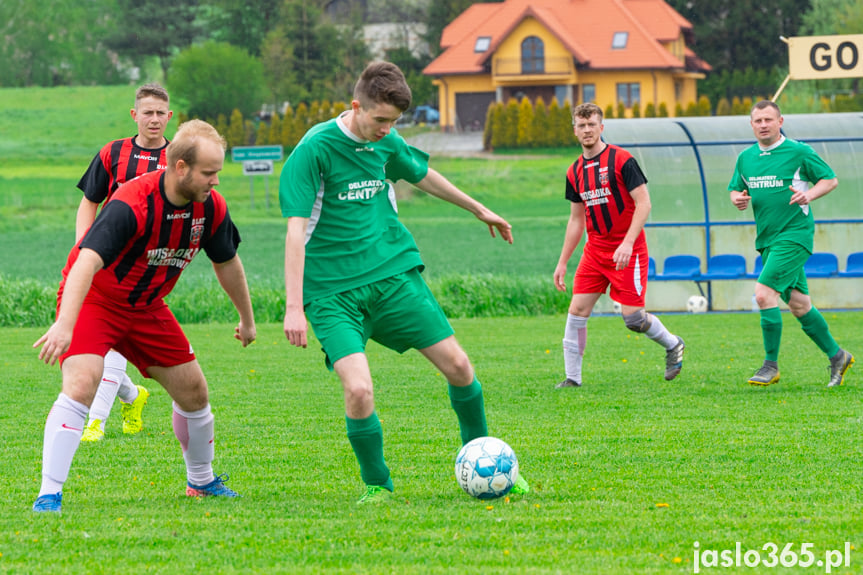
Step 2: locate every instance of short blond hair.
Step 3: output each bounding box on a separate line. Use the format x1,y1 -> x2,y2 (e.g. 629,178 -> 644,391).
167,120 -> 226,169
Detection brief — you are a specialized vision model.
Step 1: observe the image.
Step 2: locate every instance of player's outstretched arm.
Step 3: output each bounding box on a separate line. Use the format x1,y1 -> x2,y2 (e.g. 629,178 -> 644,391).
284,217 -> 309,348
33,248 -> 104,365
212,255 -> 256,347
554,203 -> 586,292
414,168 -> 513,244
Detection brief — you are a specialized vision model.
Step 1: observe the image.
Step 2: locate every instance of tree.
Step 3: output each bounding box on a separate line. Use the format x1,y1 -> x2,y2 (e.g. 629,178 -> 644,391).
261,0 -> 370,105
801,0 -> 863,34
105,0 -> 205,79
666,0 -> 810,73
168,41 -> 266,120
532,97 -> 550,148
516,97 -> 534,148
226,109 -> 246,149
0,0 -> 125,86
206,0 -> 282,57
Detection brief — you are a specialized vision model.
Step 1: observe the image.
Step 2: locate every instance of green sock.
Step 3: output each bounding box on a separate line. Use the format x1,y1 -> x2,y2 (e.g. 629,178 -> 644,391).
760,307 -> 783,362
448,377 -> 488,445
346,412 -> 393,491
796,307 -> 840,358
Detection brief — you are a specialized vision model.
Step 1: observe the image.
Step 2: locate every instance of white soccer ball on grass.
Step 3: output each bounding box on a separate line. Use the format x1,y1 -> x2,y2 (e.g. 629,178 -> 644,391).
455,436 -> 519,500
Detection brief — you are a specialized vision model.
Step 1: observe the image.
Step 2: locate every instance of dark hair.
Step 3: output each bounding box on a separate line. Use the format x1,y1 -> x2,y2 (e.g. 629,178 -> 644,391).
353,61 -> 412,112
572,102 -> 603,122
135,83 -> 169,108
167,119 -> 226,169
751,100 -> 781,116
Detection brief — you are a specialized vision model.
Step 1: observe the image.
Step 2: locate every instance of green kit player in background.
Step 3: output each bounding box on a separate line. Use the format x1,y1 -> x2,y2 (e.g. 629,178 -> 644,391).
728,100 -> 854,387
279,61 -> 529,504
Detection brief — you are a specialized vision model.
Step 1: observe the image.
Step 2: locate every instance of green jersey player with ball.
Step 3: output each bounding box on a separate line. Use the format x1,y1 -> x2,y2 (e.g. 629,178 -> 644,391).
279,61 -> 529,504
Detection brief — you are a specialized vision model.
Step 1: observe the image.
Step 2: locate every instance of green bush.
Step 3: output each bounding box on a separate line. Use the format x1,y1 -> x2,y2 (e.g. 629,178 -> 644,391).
489,102 -> 506,150
697,95 -> 712,116
548,98 -> 572,147
616,101 -> 626,119
482,101 -> 496,151
532,97 -> 550,148
430,274 -> 568,318
0,276 -> 55,327
168,41 -> 265,121
658,102 -> 669,117
631,101 -> 641,118
685,101 -> 698,117
604,103 -> 615,119
516,97 -> 534,148
716,98 -> 732,116
226,109 -> 245,149
644,102 -> 656,118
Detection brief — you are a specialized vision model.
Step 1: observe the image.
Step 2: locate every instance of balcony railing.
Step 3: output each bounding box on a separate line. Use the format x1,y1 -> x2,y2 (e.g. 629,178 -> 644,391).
493,56 -> 572,76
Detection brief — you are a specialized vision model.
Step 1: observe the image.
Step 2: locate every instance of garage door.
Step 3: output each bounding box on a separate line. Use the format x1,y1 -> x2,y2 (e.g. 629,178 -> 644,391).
455,92 -> 496,131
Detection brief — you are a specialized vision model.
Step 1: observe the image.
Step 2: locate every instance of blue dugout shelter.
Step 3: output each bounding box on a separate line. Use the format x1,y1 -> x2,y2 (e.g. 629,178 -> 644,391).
600,113 -> 863,311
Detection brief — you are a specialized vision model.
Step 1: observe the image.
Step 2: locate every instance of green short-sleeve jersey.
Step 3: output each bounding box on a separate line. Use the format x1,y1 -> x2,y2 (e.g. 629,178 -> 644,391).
279,114 -> 430,304
728,137 -> 835,252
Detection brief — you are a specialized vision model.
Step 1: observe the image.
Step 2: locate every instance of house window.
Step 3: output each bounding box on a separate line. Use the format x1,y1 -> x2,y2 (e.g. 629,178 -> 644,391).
612,32 -> 628,49
583,84 -> 596,103
617,82 -> 640,107
521,36 -> 544,74
475,36 -> 491,53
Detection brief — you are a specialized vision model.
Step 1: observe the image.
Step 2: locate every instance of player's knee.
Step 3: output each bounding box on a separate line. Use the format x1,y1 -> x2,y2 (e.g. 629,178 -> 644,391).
623,309 -> 652,333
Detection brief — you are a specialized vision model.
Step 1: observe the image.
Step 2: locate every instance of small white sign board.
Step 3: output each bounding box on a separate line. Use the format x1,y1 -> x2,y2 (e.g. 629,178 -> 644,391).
243,160 -> 274,176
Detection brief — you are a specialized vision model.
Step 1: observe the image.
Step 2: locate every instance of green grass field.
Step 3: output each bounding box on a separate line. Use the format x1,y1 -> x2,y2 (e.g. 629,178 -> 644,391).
2,85 -> 863,573
4,314 -> 862,573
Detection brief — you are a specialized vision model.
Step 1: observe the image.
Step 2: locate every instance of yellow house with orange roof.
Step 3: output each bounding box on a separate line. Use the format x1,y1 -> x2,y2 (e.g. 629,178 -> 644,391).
423,0 -> 711,130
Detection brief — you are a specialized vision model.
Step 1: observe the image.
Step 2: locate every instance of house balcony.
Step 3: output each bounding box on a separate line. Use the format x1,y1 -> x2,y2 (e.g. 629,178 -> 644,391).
492,56 -> 574,83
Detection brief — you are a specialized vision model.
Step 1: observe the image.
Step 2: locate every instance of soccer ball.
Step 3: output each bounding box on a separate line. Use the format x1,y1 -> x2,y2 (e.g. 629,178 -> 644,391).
686,294 -> 708,313
612,300 -> 622,314
455,436 -> 519,499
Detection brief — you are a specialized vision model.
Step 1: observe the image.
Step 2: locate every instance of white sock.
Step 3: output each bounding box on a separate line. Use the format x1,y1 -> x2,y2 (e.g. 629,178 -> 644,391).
644,314 -> 680,349
39,393 -> 89,496
563,314 -> 588,382
88,350 -> 128,422
172,402 -> 215,486
117,373 -> 139,404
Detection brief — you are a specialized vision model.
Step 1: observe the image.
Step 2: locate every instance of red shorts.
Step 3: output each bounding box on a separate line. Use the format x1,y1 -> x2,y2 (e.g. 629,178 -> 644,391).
573,243 -> 649,307
59,295 -> 195,377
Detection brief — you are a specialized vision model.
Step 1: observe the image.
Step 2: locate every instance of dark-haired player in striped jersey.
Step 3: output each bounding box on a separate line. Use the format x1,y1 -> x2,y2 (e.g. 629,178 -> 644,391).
553,103 -> 685,388
32,120 -> 256,513
75,83 -> 173,442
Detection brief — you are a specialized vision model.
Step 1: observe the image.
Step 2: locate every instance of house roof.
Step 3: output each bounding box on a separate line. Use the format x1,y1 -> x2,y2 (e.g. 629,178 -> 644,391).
424,0 -> 709,76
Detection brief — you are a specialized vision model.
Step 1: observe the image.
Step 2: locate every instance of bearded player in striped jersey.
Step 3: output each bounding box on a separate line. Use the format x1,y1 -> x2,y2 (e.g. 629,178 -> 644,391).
32,120 -> 256,513
553,103 -> 685,388
75,83 -> 174,442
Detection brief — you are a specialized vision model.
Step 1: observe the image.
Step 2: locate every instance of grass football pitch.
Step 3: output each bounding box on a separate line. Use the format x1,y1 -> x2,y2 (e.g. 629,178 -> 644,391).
3,313 -> 862,573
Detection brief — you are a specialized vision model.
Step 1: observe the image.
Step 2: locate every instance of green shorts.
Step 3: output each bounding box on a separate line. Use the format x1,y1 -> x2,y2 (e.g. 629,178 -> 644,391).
305,267 -> 454,369
758,242 -> 810,304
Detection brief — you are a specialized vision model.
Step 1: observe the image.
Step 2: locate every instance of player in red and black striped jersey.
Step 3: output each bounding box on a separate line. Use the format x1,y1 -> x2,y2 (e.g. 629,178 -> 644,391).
32,121 -> 256,512
553,103 -> 685,389
74,83 -> 173,442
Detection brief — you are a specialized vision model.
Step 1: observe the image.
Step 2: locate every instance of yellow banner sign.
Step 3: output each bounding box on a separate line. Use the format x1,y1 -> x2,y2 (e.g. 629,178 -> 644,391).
788,35 -> 863,79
